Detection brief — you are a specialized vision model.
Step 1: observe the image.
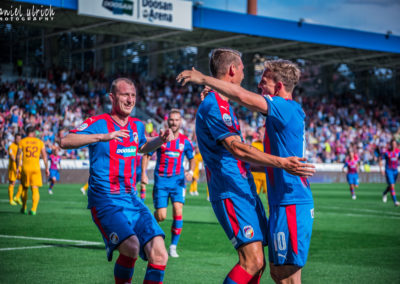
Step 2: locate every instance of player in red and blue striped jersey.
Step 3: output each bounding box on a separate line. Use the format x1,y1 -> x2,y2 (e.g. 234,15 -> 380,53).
143,109 -> 195,258
343,150 -> 359,200
178,49 -> 315,284
48,147 -> 61,195
379,139 -> 400,206
60,78 -> 174,284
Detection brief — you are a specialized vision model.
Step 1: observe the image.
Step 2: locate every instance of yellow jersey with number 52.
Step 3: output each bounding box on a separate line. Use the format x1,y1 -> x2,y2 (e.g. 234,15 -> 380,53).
19,137 -> 44,172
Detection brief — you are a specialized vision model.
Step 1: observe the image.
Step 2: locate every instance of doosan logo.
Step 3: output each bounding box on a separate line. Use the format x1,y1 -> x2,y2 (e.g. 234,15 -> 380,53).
116,145 -> 137,157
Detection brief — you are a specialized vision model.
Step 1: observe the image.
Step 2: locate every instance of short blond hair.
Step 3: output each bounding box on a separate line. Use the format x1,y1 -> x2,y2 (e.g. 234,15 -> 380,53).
209,48 -> 242,78
169,108 -> 181,117
263,59 -> 300,92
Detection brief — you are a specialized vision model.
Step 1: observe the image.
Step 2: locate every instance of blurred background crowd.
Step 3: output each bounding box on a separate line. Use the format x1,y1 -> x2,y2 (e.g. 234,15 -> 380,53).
1,68 -> 399,164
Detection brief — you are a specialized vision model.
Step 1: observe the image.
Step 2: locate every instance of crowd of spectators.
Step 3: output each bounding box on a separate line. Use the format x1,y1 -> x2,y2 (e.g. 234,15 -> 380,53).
1,69 -> 399,165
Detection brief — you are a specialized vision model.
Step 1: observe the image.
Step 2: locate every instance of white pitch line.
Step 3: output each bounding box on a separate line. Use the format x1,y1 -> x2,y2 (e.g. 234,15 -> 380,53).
0,245 -> 56,251
318,205 -> 400,216
0,234 -> 102,245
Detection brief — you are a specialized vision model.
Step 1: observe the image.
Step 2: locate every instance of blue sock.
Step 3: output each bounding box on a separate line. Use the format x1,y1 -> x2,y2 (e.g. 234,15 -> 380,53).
49,180 -> 54,190
143,263 -> 166,284
390,188 -> 398,203
171,215 -> 183,246
114,254 -> 136,284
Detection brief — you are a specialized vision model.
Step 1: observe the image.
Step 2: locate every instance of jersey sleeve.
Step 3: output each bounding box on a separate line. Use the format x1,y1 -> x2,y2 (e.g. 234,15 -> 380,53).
203,104 -> 239,143
70,117 -> 100,135
136,120 -> 147,149
184,139 -> 194,160
263,95 -> 293,127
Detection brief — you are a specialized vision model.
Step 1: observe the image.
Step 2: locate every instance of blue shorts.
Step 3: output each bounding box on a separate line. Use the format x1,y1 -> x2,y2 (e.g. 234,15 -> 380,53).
346,173 -> 359,185
90,196 -> 165,262
153,175 -> 186,209
385,169 -> 398,185
268,203 -> 314,267
49,169 -> 60,181
211,194 -> 268,249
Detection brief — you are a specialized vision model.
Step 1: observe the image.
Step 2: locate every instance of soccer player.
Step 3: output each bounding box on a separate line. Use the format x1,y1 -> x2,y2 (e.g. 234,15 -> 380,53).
343,150 -> 359,200
251,127 -> 268,195
16,126 -> 50,215
189,146 -> 202,196
48,147 -> 61,195
60,77 -> 173,284
8,133 -> 23,205
142,109 -> 195,258
379,139 -> 400,206
177,49 -> 315,283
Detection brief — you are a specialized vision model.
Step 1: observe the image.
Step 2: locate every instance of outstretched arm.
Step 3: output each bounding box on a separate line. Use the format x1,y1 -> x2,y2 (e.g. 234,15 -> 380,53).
221,135 -> 315,177
139,129 -> 174,154
60,130 -> 130,149
177,67 -> 268,114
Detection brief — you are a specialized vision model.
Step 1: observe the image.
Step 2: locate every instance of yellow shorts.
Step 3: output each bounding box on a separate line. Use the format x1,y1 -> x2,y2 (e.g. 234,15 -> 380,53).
21,170 -> 42,187
8,169 -> 21,182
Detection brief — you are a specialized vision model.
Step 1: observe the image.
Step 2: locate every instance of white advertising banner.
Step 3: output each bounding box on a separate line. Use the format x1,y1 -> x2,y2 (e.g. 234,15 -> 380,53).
78,0 -> 192,31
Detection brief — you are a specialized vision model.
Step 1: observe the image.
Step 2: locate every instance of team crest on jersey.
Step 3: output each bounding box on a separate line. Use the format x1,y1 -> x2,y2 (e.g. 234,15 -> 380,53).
132,132 -> 139,144
223,113 -> 233,127
110,232 -> 119,244
179,143 -> 185,151
243,225 -> 254,239
116,145 -> 137,157
77,123 -> 88,131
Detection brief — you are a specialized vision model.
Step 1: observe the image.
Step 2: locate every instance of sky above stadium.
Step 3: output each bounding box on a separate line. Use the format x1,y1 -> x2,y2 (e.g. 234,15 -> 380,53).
198,0 -> 400,35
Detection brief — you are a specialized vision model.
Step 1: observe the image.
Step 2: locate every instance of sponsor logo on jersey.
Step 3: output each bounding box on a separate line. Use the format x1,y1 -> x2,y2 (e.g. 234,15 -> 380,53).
223,113 -> 233,127
116,145 -> 137,157
77,123 -> 88,131
165,151 -> 180,158
110,232 -> 119,244
243,225 -> 254,239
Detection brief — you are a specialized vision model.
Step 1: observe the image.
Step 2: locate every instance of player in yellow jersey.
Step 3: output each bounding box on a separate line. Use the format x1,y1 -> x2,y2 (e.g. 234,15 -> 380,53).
8,133 -> 23,205
16,127 -> 49,215
189,147 -> 203,196
251,127 -> 268,195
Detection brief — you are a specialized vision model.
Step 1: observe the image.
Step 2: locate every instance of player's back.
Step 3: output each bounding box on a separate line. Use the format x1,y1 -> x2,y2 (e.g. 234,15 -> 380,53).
196,92 -> 255,201
263,95 -> 313,205
19,137 -> 44,172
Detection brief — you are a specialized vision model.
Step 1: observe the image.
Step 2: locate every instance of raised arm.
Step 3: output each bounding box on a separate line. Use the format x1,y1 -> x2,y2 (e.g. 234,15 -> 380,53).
177,68 -> 268,114
60,130 -> 130,149
221,135 -> 315,177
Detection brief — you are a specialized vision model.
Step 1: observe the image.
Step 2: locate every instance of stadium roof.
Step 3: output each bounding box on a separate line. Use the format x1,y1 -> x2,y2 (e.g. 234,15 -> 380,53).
12,0 -> 400,69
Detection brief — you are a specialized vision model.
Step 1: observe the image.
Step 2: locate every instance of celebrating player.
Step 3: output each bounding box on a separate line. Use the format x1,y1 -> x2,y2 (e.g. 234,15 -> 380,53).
142,109 -> 195,258
7,133 -> 23,205
16,126 -> 50,215
177,49 -> 315,283
343,150 -> 359,200
379,139 -> 400,206
48,147 -> 61,195
60,78 -> 174,284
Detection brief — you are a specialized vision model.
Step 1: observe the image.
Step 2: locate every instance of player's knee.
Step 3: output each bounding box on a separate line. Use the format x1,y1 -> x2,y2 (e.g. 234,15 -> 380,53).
155,211 -> 166,222
147,245 -> 168,265
118,236 -> 140,258
252,254 -> 265,272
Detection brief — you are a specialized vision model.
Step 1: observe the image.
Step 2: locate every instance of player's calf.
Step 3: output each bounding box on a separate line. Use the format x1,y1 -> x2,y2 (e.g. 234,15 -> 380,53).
269,263 -> 301,284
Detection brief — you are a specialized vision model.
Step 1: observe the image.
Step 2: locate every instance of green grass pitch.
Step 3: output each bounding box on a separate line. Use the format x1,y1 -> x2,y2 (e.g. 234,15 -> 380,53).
0,182 -> 399,283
